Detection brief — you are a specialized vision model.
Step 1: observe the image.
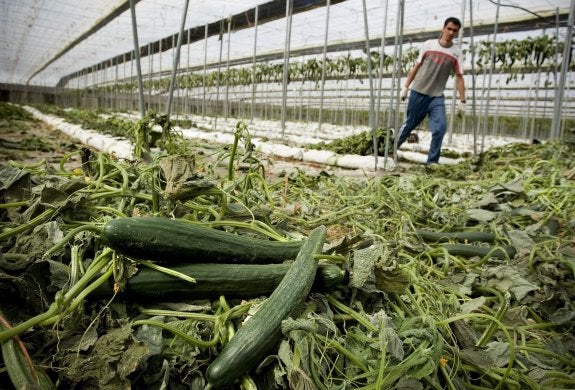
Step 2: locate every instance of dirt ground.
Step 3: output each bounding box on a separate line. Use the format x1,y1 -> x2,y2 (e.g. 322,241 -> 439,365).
0,116 -> 82,171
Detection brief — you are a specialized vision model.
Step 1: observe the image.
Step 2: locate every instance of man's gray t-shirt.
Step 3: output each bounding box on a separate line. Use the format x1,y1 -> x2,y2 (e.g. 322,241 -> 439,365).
411,39 -> 464,97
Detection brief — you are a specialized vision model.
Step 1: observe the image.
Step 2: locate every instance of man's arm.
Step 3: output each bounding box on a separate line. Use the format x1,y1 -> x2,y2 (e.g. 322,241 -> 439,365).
404,62 -> 422,89
400,62 -> 422,100
455,74 -> 465,102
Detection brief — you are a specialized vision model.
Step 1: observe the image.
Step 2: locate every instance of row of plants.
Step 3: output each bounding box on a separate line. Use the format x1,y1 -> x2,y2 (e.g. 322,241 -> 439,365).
1,103 -> 574,388
84,35 -> 567,94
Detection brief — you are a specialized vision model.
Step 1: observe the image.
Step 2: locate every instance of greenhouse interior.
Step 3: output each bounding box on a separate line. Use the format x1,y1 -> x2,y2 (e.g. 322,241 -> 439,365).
1,0 -> 574,389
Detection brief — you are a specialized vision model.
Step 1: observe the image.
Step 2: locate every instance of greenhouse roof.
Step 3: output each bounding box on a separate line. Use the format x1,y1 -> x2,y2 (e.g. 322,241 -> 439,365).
0,0 -> 571,87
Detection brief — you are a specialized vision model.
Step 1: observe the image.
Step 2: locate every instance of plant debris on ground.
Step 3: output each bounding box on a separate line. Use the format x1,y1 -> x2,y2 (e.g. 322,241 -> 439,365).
1,103 -> 574,389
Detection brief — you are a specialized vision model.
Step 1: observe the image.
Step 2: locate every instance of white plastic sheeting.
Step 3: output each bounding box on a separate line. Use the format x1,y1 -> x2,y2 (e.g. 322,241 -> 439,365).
23,105 -> 135,159
21,102 -> 532,173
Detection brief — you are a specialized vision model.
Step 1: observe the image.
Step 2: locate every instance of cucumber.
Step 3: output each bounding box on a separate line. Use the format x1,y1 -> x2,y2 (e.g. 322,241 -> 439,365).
205,225 -> 327,388
440,244 -> 517,259
0,321 -> 55,390
102,217 -> 305,263
90,262 -> 344,301
416,229 -> 495,243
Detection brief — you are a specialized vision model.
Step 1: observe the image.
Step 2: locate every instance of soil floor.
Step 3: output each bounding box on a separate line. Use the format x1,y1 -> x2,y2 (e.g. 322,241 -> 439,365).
0,116 -> 80,171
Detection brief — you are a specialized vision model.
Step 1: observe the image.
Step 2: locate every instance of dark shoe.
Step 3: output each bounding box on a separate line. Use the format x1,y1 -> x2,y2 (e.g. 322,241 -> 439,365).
425,163 -> 439,172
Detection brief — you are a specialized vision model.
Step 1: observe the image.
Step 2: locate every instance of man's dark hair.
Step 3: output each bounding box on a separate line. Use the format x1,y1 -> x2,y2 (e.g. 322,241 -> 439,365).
444,17 -> 462,28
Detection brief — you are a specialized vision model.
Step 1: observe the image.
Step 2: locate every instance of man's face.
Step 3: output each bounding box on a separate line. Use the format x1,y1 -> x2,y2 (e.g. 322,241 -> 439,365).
442,22 -> 460,43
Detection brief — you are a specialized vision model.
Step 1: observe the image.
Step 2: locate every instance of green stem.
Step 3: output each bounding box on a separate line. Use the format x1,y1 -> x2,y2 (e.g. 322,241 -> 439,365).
0,307 -> 58,343
517,345 -> 575,367
195,220 -> 288,242
476,287 -> 507,347
439,364 -> 458,390
0,201 -> 28,209
0,207 -> 57,242
227,128 -> 240,181
59,150 -> 81,173
138,260 -> 196,284
314,333 -> 369,373
326,295 -> 378,333
436,313 -> 515,390
132,319 -> 220,348
43,224 -> 102,259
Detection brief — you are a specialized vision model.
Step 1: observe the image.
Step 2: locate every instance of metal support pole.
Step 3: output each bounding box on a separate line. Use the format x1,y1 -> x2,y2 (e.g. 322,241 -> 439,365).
166,0 -> 190,116
377,0 -> 390,167
551,0 -> 574,139
202,24 -> 208,117
447,0 -> 467,144
280,0 -> 294,136
468,0 -> 478,156
317,0 -> 331,134
129,0 -> 145,117
185,28 -> 190,115
147,43 -> 152,109
376,0 -> 389,128
225,18 -> 231,119
214,21 -> 225,131
480,0 -> 500,153
251,5 -> 259,123
390,0 -> 404,162
361,0 -> 378,169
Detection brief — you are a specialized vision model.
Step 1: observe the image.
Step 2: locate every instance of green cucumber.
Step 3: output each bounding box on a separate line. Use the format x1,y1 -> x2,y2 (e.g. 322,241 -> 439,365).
102,217 -> 304,263
416,229 -> 495,243
440,244 -> 517,259
205,225 -> 327,388
0,321 -> 55,390
90,262 -> 344,301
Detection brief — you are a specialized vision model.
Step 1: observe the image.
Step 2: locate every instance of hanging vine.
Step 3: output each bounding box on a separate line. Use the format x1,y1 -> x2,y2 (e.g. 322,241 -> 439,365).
87,35 -> 569,95
472,34 -> 568,83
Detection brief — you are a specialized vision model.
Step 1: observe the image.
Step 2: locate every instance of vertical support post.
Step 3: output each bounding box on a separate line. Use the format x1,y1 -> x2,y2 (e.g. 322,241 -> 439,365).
468,0 -> 478,157
447,0 -> 467,144
76,71 -> 80,108
317,0 -> 331,133
185,28 -> 190,115
130,0 -> 144,115
225,18 -> 232,119
114,60 -> 119,110
361,0 -> 378,169
251,5 -> 260,123
480,0 -> 500,153
376,0 -> 389,128
202,24 -> 208,117
166,0 -> 190,116
147,43 -> 152,110
214,20 -> 224,131
390,0 -> 404,161
280,0 -> 293,136
551,0 -> 574,139
377,0 -> 390,166
394,1 -> 405,131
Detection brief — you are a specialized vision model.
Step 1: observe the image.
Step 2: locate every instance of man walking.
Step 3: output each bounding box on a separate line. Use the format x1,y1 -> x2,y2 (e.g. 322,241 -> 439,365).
396,17 -> 466,165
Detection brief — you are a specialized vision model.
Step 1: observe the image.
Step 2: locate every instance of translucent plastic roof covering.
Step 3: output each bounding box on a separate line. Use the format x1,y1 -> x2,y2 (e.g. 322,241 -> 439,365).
0,0 -> 570,87
0,0 -> 270,85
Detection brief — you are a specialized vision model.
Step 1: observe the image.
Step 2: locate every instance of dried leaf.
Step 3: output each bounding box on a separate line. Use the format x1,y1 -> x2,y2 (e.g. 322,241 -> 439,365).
483,265 -> 539,301
465,208 -> 497,222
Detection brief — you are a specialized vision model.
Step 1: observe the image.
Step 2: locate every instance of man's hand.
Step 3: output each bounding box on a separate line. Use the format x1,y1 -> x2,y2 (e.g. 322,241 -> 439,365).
457,101 -> 466,117
400,87 -> 408,101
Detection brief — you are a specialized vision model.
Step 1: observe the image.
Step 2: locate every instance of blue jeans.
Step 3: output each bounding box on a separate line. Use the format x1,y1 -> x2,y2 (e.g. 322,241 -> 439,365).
396,90 -> 447,164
